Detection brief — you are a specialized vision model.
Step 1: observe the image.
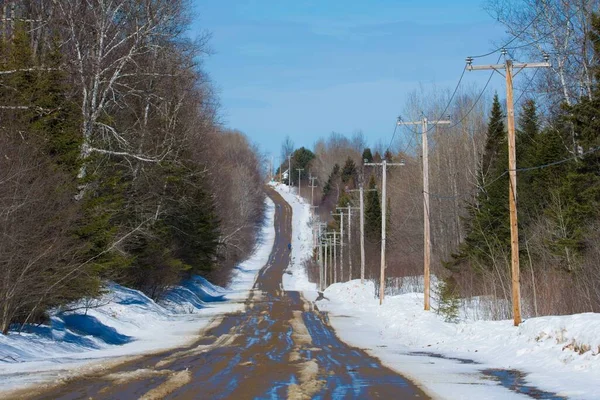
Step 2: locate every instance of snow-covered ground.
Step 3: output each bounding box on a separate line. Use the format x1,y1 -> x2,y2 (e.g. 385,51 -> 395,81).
317,280 -> 600,399
271,182 -> 600,399
0,197 -> 276,393
270,182 -> 318,293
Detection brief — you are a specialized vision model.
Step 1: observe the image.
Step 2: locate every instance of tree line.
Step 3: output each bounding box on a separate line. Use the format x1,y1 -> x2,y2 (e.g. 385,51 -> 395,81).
282,0 -> 600,319
0,0 -> 265,334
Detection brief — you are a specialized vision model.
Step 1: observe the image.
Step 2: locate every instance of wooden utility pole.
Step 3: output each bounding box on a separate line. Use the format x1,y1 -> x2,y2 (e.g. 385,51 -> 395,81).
364,159 -> 404,304
398,116 -> 450,311
348,185 -> 375,283
347,205 -> 352,280
359,186 -> 365,283
296,168 -> 304,197
320,234 -> 326,291
467,52 -> 550,326
288,155 -> 292,186
333,230 -> 338,283
346,187 -> 368,283
337,206 -> 358,280
332,212 -> 344,281
309,176 -> 317,207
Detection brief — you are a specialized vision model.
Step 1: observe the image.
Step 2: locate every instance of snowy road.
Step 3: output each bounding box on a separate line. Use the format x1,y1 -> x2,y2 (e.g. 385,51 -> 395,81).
13,188 -> 427,399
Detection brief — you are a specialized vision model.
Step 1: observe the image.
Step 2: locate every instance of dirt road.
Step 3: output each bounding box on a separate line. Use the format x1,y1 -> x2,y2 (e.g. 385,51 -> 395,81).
16,188 -> 428,399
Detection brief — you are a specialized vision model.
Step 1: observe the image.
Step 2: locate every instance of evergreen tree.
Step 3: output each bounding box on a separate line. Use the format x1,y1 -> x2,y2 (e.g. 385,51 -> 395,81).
451,95 -> 510,269
481,94 -> 505,176
543,12 -> 600,268
515,99 -> 541,223
362,148 -> 373,163
341,157 -> 357,186
384,150 -> 393,162
290,147 -> 315,180
365,175 -> 382,241
322,163 -> 340,199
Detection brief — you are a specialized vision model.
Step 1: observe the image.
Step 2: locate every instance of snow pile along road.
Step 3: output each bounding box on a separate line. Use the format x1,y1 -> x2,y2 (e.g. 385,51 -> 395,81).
270,182 -> 317,293
317,279 -> 600,399
0,197 -> 276,392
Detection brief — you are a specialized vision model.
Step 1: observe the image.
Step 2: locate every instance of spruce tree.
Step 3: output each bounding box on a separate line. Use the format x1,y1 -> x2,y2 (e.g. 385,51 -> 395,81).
481,94 -> 505,176
544,12 -> 600,268
451,95 -> 510,269
515,99 -> 541,222
365,175 -> 382,241
362,148 -> 373,163
341,157 -> 357,186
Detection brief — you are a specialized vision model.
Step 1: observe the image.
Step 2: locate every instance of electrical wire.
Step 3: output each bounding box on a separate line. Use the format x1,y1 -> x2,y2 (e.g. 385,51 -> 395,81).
468,3 -> 551,59
514,145 -> 600,172
514,67 -> 540,105
425,145 -> 600,200
398,65 -> 469,138
427,65 -> 468,133
446,53 -> 504,131
385,122 -> 399,154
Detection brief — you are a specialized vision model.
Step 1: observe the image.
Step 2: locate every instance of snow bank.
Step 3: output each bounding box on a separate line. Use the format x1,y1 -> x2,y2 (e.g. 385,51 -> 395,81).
0,197 -> 276,392
270,183 -> 317,293
317,279 -> 600,399
227,197 -> 276,299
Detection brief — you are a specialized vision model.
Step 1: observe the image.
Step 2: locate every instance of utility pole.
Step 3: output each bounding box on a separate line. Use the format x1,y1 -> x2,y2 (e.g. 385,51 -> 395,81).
347,205 -> 352,280
332,211 -> 344,281
319,231 -> 326,291
348,185 -> 377,284
287,155 -> 292,186
398,116 -> 450,311
322,237 -> 328,290
325,232 -> 335,285
333,230 -> 338,283
337,206 -> 358,280
359,186 -> 365,284
467,51 -> 550,326
365,159 -> 404,305
309,176 -> 317,207
296,168 -> 304,197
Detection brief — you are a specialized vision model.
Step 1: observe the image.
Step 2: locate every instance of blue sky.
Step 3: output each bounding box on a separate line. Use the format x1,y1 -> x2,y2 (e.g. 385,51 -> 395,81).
190,0 -> 507,159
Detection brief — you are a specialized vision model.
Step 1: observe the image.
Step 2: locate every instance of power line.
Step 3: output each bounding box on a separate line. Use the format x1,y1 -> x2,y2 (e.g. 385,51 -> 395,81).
385,122 -> 399,153
399,65 -> 468,137
514,145 -> 600,172
468,3 -> 551,59
446,53 -> 504,130
428,66 -> 467,133
514,67 -> 540,105
504,6 -> 581,53
425,145 -> 600,200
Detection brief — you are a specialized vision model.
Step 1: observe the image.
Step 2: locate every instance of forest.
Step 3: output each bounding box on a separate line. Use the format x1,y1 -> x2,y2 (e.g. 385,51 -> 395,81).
282,0 -> 600,320
0,0 -> 265,334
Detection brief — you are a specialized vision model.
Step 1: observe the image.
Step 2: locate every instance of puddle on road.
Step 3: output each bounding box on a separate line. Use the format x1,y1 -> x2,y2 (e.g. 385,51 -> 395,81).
482,369 -> 567,400
406,351 -> 568,399
408,351 -> 479,365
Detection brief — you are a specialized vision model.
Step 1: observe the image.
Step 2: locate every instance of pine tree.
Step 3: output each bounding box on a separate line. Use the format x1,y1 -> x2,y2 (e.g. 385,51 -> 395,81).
542,12 -> 600,269
365,175 -> 382,241
341,157 -> 357,186
451,95 -> 510,269
384,150 -> 393,162
362,148 -> 373,163
515,99 -> 541,223
322,163 -> 340,199
481,94 -> 505,176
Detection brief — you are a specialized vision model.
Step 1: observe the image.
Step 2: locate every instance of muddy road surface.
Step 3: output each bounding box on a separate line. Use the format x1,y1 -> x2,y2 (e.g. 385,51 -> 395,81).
14,188 -> 428,400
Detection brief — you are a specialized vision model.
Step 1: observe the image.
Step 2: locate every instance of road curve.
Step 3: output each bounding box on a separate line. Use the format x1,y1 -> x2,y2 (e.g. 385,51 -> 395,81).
14,187 -> 429,400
